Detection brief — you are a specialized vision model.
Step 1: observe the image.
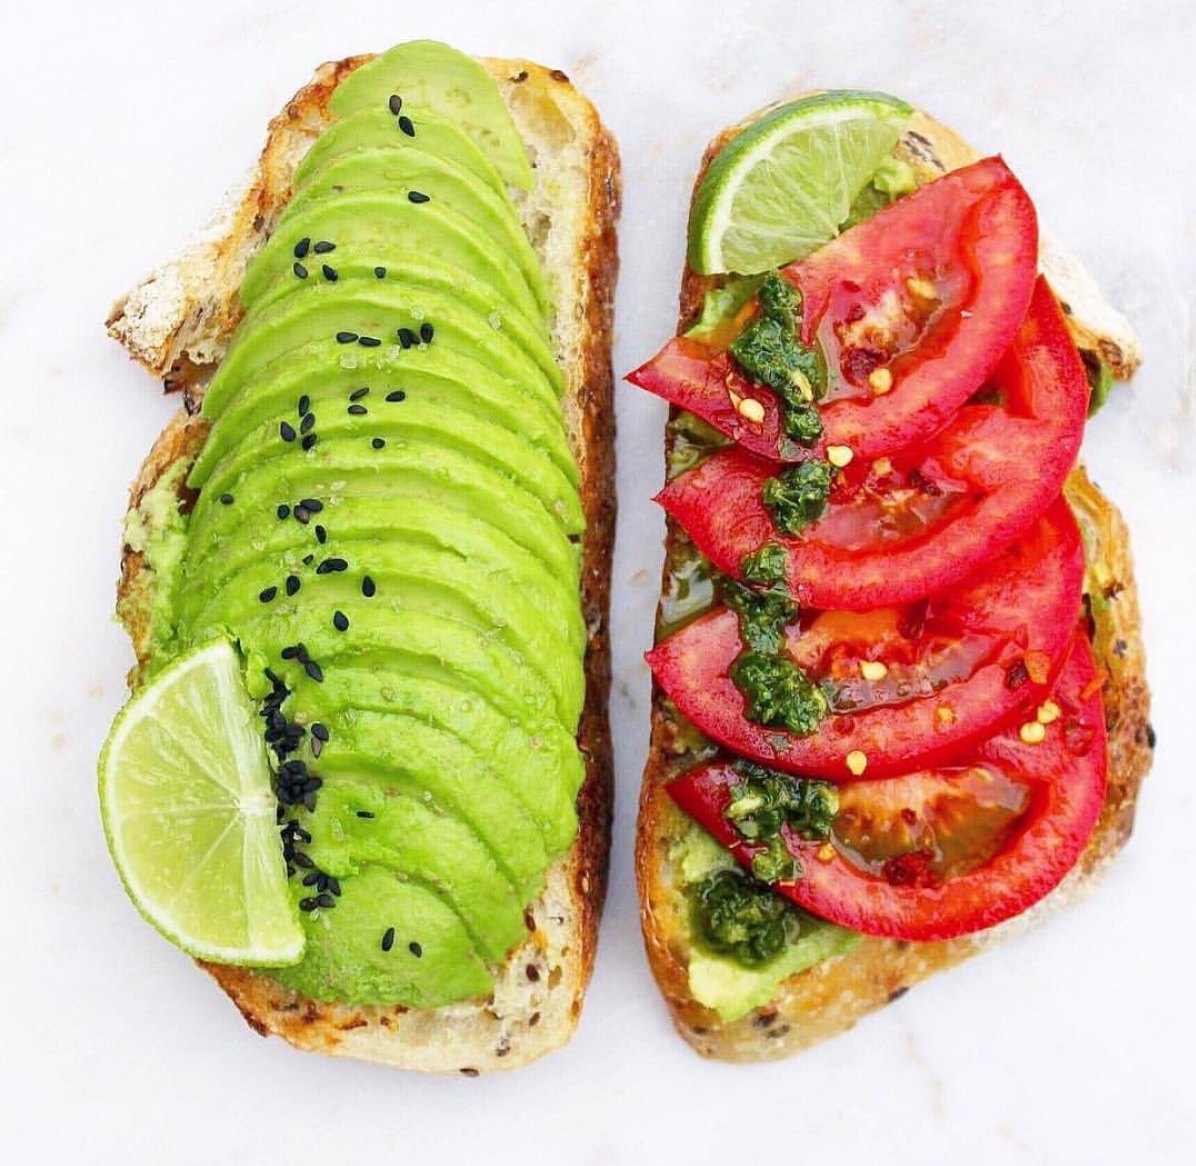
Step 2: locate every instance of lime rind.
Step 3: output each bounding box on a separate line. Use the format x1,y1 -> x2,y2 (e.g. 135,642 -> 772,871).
689,91 -> 913,275
99,640 -> 304,967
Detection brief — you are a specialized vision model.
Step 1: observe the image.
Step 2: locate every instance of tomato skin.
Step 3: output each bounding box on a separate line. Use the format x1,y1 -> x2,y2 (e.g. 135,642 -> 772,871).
628,158 -> 1038,464
646,499 -> 1085,780
667,634 -> 1107,942
657,280 -> 1088,611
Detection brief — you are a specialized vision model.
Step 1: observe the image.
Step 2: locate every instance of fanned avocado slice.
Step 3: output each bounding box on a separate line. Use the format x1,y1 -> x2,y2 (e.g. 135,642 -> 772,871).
285,148 -> 546,309
184,542 -> 585,726
189,341 -> 576,489
184,440 -> 580,586
193,400 -> 583,535
207,284 -> 562,419
297,779 -> 527,964
328,40 -> 534,190
312,710 -> 551,898
244,252 -> 553,370
172,492 -> 583,642
305,669 -> 583,852
269,863 -> 492,1007
293,106 -> 506,198
240,193 -> 545,322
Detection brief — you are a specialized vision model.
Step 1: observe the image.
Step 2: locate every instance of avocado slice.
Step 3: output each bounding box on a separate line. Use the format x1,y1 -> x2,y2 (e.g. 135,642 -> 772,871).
240,193 -> 545,322
173,492 -> 583,644
184,542 -> 585,726
298,778 -> 527,963
189,341 -> 576,489
193,400 -> 582,536
207,285 -> 562,421
284,147 -> 546,309
184,442 -> 580,586
327,41 -> 534,190
293,106 -> 506,198
244,253 -> 553,373
313,710 -> 550,897
269,862 -> 492,1007
309,668 -> 582,853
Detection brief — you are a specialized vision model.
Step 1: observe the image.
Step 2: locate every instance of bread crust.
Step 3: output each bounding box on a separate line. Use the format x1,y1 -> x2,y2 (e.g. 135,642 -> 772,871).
110,55 -> 619,1072
635,106 -> 1152,1061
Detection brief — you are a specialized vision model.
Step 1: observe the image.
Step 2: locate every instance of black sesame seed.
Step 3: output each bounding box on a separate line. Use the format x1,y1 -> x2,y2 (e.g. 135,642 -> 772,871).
312,723 -> 329,742
326,877 -> 341,897
361,575 -> 376,597
315,524 -> 327,544
299,897 -> 319,912
348,403 -> 368,415
316,893 -> 336,909
419,323 -> 434,344
302,433 -> 318,451
302,553 -> 315,566
293,261 -> 307,279
304,792 -> 317,812
322,264 -> 338,281
333,610 -> 349,632
259,586 -> 278,603
285,575 -> 301,597
294,237 -> 311,259
300,498 -> 323,513
279,421 -> 296,442
358,336 -> 381,348
294,506 -> 310,524
302,871 -> 321,887
350,386 -> 370,402
280,644 -> 299,660
409,941 -> 423,958
294,644 -> 310,663
313,240 -> 335,254
293,851 -> 314,869
398,115 -> 415,136
317,557 -> 348,574
388,94 -> 402,115
372,437 -> 386,450
298,395 -> 311,416
374,266 -> 386,279
302,776 -> 323,794
304,659 -> 324,683
356,809 -> 374,819
336,331 -> 358,344
408,190 -> 430,204
386,390 -> 407,403
397,327 -> 417,348
300,411 -> 315,434
381,927 -> 396,952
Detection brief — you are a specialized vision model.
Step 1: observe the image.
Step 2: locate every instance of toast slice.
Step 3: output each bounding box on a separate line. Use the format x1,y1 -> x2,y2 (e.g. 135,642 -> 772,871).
636,104 -> 1152,1061
107,55 -> 620,1073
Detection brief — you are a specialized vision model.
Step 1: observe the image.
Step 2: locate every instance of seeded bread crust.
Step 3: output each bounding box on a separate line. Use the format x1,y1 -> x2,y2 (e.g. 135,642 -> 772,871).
635,104 -> 1152,1062
109,55 -> 619,1073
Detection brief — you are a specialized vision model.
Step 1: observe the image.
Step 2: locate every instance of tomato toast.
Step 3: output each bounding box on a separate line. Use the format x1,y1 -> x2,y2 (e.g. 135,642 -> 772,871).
631,100 -> 1150,1060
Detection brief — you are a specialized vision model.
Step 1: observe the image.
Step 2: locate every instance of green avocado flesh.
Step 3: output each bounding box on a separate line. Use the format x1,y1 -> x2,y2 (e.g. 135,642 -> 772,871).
155,42 -> 584,1007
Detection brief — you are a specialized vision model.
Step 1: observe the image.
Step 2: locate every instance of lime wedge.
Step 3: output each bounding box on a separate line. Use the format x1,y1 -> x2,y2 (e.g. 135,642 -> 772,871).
689,91 -> 913,275
99,641 -> 304,966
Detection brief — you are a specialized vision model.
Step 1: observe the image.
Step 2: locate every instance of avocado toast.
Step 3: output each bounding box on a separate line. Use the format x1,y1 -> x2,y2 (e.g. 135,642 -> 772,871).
105,42 -> 619,1073
632,99 -> 1151,1060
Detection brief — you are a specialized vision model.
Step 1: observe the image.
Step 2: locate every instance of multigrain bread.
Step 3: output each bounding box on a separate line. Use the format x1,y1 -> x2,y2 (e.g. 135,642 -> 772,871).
107,55 -> 620,1074
635,103 -> 1153,1061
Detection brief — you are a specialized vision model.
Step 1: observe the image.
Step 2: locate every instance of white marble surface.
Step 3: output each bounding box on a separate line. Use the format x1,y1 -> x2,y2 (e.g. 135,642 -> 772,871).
2,1 -> 1193,1162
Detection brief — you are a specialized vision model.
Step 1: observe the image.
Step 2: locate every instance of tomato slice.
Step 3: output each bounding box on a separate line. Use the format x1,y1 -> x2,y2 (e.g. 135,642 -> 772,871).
657,280 -> 1088,611
667,633 -> 1107,941
628,157 -> 1038,463
647,499 -> 1084,780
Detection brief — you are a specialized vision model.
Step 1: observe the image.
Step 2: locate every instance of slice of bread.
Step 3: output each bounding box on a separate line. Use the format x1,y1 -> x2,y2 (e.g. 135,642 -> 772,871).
107,55 -> 620,1073
635,103 -> 1152,1061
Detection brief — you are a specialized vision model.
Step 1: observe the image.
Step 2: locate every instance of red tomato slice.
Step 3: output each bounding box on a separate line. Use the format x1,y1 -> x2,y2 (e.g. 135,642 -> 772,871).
628,157 -> 1038,463
657,280 -> 1088,611
646,498 -> 1084,780
667,633 -> 1107,941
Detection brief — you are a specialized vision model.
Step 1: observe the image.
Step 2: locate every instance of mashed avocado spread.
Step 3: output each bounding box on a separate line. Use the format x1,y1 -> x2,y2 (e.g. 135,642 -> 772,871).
155,42 -> 584,1008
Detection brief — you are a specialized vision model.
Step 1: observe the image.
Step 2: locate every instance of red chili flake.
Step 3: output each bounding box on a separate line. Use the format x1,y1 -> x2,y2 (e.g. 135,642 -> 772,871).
1005,659 -> 1030,690
882,850 -> 940,888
